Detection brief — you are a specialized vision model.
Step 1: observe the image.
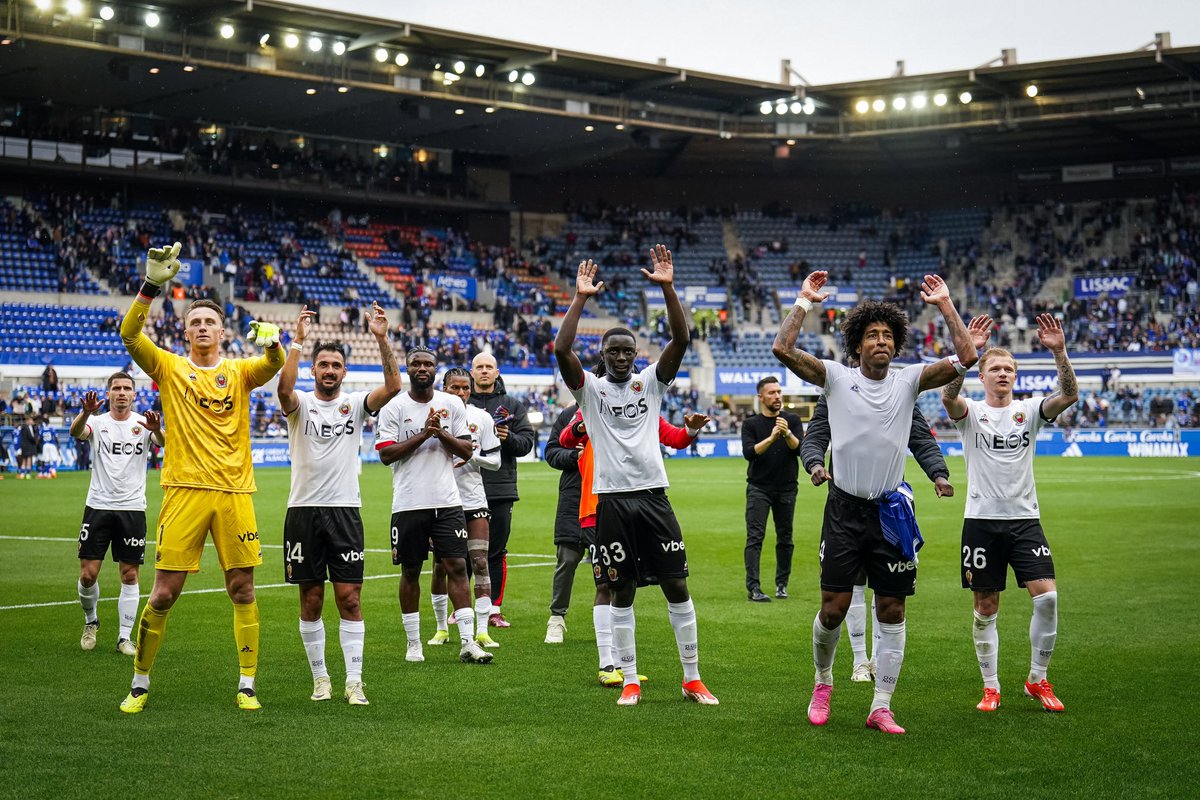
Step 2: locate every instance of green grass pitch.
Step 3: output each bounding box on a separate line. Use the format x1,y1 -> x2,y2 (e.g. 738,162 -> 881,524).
2,456 -> 1198,798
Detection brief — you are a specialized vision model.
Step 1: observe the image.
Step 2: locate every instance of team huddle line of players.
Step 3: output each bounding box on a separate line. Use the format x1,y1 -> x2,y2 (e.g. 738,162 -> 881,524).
73,242 -> 1076,730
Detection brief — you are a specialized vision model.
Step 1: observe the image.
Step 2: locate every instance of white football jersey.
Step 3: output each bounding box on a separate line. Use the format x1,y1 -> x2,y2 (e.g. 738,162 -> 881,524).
569,362 -> 669,494
454,404 -> 502,511
821,360 -> 924,500
83,412 -> 155,511
954,397 -> 1050,519
286,390 -> 373,507
376,390 -> 470,512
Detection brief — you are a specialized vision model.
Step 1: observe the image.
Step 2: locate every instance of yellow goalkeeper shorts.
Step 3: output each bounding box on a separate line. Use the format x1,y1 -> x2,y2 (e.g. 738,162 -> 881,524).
153,487 -> 262,572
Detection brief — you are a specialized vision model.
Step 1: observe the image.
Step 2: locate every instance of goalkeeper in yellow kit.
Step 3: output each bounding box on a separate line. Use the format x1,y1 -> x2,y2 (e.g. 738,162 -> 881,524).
119,242 -> 285,713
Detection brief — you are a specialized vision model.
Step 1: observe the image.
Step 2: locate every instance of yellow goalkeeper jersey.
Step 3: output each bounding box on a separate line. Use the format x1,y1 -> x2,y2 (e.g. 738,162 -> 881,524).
122,298 -> 284,493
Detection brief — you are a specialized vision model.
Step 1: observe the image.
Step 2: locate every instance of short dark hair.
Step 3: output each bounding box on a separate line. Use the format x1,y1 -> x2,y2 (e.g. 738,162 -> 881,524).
602,327 -> 637,347
442,367 -> 471,389
311,340 -> 348,363
756,376 -> 780,393
185,298 -> 225,323
840,300 -> 908,360
406,345 -> 437,364
106,371 -> 135,390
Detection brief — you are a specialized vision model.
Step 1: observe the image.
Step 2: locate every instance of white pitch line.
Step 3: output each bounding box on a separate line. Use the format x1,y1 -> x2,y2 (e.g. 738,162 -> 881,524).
0,561 -> 558,611
0,535 -> 555,560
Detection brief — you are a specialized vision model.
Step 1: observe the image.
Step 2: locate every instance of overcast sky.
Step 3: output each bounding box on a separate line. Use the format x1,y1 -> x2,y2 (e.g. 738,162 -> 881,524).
288,0 -> 1199,85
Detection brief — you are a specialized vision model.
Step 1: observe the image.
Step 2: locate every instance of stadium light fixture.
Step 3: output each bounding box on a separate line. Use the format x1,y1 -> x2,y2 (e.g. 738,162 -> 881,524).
803,98 -> 815,115
144,10 -> 160,28
615,123 -> 625,130
933,92 -> 948,107
585,125 -> 595,132
65,0 -> 84,16
182,64 -> 195,72
854,99 -> 869,114
892,96 -> 907,111
454,108 -> 465,115
912,94 -> 927,109
374,47 -> 388,62
219,23 -> 235,40
33,0 -> 51,10
308,37 -> 323,53
394,52 -> 409,67
789,101 -> 802,114
786,138 -> 796,145
508,69 -> 519,83
305,88 -> 317,95
474,64 -> 485,78
99,5 -> 114,20
453,60 -> 466,74
759,101 -> 773,115
1026,83 -> 1038,98
959,91 -> 973,104
148,66 -> 159,74
871,98 -> 885,112
283,32 -> 299,49
521,72 -> 535,86
337,85 -> 349,93
485,106 -> 496,113
332,41 -> 346,56
775,102 -> 787,115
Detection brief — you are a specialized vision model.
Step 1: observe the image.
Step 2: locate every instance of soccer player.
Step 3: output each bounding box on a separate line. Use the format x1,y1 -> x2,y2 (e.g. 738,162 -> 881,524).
375,348 -> 493,665
278,303 -> 401,706
118,242 -> 286,714
18,414 -> 38,479
942,313 -> 1077,713
773,269 -> 976,734
803,395 -> 953,682
69,374 -> 164,655
428,368 -> 502,650
38,420 -> 60,478
554,247 -> 718,707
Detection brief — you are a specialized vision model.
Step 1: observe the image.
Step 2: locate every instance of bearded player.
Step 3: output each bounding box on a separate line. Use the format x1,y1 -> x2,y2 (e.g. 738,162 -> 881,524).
943,313 -> 1077,713
118,242 -> 286,713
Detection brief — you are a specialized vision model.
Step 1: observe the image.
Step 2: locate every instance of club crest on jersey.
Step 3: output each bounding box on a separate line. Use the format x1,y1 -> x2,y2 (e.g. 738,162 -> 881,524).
438,408 -> 450,419
607,567 -> 619,581
594,564 -> 602,579
1012,410 -> 1026,424
339,402 -> 351,416
631,380 -> 643,393
965,569 -> 973,585
468,423 -> 479,433
286,563 -> 293,580
131,425 -> 142,435
215,373 -> 228,389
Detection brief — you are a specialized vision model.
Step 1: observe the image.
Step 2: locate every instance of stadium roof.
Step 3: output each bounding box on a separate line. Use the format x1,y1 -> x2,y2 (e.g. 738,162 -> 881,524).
4,2 -> 1200,180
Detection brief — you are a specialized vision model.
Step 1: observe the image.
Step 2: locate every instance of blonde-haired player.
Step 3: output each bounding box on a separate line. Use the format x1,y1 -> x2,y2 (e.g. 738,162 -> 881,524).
942,314 -> 1078,714
118,242 -> 286,713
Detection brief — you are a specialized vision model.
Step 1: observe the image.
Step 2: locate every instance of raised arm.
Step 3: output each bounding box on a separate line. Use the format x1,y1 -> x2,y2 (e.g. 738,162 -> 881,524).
365,302 -> 402,413
142,410 -> 166,447
918,274 -> 978,392
942,314 -> 992,420
644,244 -> 689,384
121,241 -> 184,379
772,271 -> 830,387
244,320 -> 287,388
554,260 -> 603,390
277,306 -> 315,416
1036,314 -> 1079,420
69,391 -> 102,440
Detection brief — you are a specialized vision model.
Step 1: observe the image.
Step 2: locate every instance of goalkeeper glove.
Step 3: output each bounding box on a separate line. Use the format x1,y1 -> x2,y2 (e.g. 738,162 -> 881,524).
248,320 -> 281,348
145,242 -> 183,286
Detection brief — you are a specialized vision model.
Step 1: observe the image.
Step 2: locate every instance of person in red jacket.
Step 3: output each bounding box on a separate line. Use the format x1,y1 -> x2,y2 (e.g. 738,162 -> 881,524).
557,403 -> 710,686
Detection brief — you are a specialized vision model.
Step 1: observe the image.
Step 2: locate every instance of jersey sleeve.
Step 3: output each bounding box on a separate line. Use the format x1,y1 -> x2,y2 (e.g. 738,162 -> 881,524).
477,413 -> 501,455
352,391 -> 377,420
120,297 -> 166,380
449,396 -> 470,439
375,401 -> 399,448
899,363 -> 925,401
568,371 -> 596,408
241,346 -> 287,389
1031,398 -> 1053,431
953,398 -> 975,433
820,360 -> 845,399
646,361 -> 670,392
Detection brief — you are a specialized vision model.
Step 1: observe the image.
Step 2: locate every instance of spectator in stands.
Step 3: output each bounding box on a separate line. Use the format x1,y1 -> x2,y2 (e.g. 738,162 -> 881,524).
41,363 -> 59,394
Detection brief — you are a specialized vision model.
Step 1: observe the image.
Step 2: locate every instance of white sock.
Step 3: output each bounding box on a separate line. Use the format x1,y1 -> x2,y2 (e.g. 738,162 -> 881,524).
611,605 -> 638,686
431,594 -> 449,631
456,607 -> 475,643
871,594 -> 880,663
339,619 -> 365,683
299,618 -> 328,680
872,620 -> 906,712
78,579 -> 99,624
1028,591 -> 1058,682
474,596 -> 491,637
239,674 -> 255,691
593,604 -> 614,669
846,585 -> 868,666
132,672 -> 150,691
667,599 -> 701,683
813,614 -> 841,685
118,583 -> 140,640
973,610 -> 1000,691
402,612 -> 421,644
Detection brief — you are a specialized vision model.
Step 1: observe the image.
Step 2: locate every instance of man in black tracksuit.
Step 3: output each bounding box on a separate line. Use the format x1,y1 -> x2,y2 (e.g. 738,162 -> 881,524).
741,377 -> 805,602
469,354 -> 536,627
544,404 -> 585,623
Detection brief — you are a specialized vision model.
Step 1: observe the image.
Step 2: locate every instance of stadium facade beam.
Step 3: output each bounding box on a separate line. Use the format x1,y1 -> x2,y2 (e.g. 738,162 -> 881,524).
610,70 -> 687,97
1157,53 -> 1200,82
497,49 -> 559,73
346,26 -> 412,52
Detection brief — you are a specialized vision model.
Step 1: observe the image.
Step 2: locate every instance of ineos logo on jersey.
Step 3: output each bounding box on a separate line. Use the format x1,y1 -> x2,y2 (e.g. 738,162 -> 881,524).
303,419 -> 356,438
184,387 -> 234,413
600,397 -> 649,419
108,441 -> 146,456
976,431 -> 1031,451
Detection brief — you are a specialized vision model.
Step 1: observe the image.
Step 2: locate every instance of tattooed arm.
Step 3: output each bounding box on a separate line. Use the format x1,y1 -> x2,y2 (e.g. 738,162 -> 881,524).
1038,314 -> 1079,419
772,270 -> 830,387
366,303 -> 402,413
